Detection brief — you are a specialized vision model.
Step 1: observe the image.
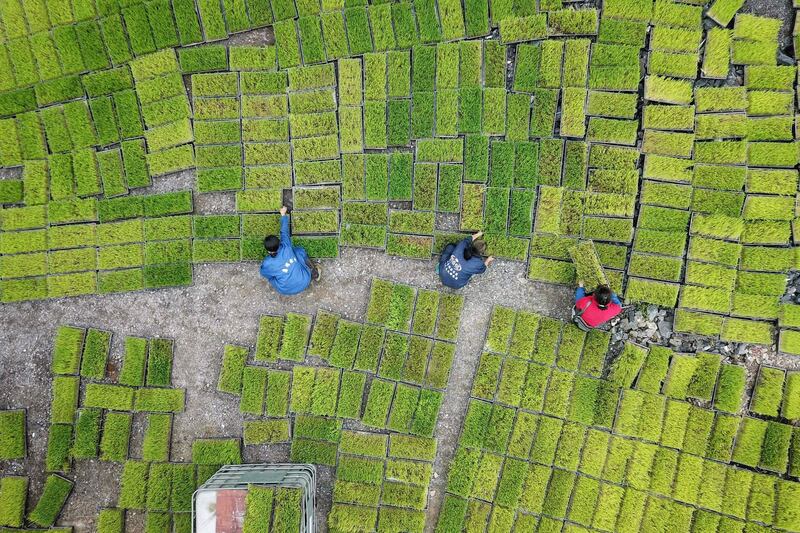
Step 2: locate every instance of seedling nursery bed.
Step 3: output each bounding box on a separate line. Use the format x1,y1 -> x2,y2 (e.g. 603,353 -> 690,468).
4,0 -> 800,531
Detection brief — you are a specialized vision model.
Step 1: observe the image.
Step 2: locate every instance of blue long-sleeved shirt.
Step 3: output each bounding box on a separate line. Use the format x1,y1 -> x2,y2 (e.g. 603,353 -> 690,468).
575,286 -> 621,305
439,238 -> 487,289
259,215 -> 312,295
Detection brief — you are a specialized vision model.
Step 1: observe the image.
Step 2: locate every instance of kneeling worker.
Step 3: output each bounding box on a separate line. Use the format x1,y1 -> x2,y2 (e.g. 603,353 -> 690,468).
437,231 -> 494,289
572,281 -> 622,330
260,206 -> 321,295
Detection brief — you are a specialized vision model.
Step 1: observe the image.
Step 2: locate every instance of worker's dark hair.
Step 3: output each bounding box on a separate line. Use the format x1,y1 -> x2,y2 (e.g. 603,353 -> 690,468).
464,239 -> 487,260
595,285 -> 612,309
264,235 -> 280,256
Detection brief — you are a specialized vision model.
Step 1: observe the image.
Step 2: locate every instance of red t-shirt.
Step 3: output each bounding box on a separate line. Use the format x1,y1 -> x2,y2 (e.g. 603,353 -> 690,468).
575,295 -> 622,327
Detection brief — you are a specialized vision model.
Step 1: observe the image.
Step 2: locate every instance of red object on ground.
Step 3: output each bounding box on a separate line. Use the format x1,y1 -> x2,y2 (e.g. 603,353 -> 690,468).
575,295 -> 622,328
215,490 -> 248,533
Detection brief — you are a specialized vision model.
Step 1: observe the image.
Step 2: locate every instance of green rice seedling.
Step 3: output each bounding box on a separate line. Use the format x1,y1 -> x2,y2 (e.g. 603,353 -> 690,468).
83,383 -> 135,411
118,461 -> 149,510
686,261 -> 736,291
543,369 -> 574,418
541,469 -> 575,518
553,422 -> 586,471
425,342 -> 455,389
117,337 -> 147,387
470,451 -> 503,501
460,399 -> 491,448
100,412 -> 131,462
335,371 -> 365,419
362,379 -> 395,428
328,504 -> 378,531
520,365 -> 548,414
592,484 -> 625,530
402,336 -> 431,384
679,284 -> 732,313
760,421 -> 791,474
379,332 -> 408,380
721,318 -> 773,345
695,462 -> 727,515
76,328 -> 110,380
141,413 -> 172,462
531,416 -> 564,466
237,365 -> 268,416
192,438 -> 242,465
46,423 -> 72,473
720,467 -> 753,519
387,383 -> 419,433
306,310 -> 339,360
751,366 -> 785,416
732,417 -> 768,467
146,462 -> 172,511
780,371 -> 800,420
145,338 -> 173,387
278,313 -> 310,362
682,352 -> 720,402
50,376 -> 79,425
253,315 -> 284,363
705,0 -> 745,25
517,464 -> 551,515
308,367 -> 338,417
661,354 -> 697,400
243,419 -> 290,446
776,479 -> 800,530
626,441 -> 657,491
217,345 -> 248,396
607,342 -> 646,388
0,409 -> 25,460
644,75 -> 693,105
134,387 -> 185,412
673,453 -> 703,505
482,403 -> 514,453
567,475 -> 599,526
564,375 -> 597,426
649,448 -> 678,497
0,475 -> 27,527
51,325 -> 85,375
506,410 -> 538,459
594,382 -> 619,427
27,474 -> 73,527
569,240 -> 607,290
294,415 -> 341,444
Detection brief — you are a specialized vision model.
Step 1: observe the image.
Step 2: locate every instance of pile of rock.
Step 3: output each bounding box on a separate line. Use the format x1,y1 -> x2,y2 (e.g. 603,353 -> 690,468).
607,304 -> 753,362
781,271 -> 800,305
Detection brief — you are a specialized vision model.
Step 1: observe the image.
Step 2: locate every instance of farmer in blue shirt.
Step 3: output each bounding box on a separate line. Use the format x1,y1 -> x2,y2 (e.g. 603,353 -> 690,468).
437,231 -> 494,289
260,206 -> 320,295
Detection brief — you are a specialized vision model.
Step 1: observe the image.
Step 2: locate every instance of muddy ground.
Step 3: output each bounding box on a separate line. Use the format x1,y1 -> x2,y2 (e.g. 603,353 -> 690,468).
0,248 -> 572,532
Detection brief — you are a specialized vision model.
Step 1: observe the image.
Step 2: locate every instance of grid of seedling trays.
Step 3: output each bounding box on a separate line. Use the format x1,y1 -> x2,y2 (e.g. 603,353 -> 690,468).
0,0 -> 797,348
213,277 -> 463,531
30,323 -> 229,533
435,304 -> 800,532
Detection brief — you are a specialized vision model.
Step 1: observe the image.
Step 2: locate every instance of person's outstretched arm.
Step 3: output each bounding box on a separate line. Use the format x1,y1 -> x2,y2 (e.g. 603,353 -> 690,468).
279,206 -> 292,247
575,282 -> 586,302
610,292 -> 622,305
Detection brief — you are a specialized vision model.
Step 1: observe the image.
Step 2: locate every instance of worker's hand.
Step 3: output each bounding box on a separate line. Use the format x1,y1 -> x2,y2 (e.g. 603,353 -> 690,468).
280,206 -> 288,216
472,231 -> 484,240
578,280 -> 584,288
485,256 -> 495,266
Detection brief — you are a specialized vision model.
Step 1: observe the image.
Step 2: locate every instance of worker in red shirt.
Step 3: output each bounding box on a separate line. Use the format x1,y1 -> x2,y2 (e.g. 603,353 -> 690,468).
572,281 -> 622,330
